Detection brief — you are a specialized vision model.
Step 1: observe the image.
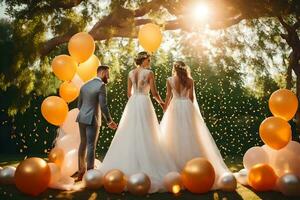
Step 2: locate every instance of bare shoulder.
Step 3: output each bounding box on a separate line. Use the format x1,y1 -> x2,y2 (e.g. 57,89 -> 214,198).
147,69 -> 154,78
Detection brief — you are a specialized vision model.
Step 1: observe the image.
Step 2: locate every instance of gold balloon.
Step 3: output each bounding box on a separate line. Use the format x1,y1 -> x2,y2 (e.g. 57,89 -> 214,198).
41,96 -> 69,126
103,169 -> 126,194
68,32 -> 95,63
259,117 -> 291,150
59,81 -> 79,103
48,147 -> 64,167
138,23 -> 162,53
51,55 -> 77,81
248,164 -> 277,191
181,157 -> 215,193
269,89 -> 298,121
163,172 -> 183,194
77,55 -> 100,82
127,173 -> 151,195
15,157 -> 51,196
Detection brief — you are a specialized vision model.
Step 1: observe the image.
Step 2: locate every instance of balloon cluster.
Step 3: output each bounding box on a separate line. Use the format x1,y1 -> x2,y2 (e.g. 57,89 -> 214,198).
84,157 -> 233,195
239,89 -> 300,196
42,32 -> 100,126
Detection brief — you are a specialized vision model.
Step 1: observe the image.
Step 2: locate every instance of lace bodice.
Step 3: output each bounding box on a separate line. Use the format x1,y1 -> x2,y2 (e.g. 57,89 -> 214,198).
168,76 -> 190,99
129,68 -> 151,95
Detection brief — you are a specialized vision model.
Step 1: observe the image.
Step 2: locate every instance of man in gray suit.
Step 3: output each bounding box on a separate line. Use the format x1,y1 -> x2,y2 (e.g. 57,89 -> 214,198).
76,65 -> 117,181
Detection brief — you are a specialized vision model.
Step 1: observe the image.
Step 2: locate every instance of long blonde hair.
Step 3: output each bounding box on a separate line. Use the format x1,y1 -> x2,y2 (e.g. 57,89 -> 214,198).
172,61 -> 191,88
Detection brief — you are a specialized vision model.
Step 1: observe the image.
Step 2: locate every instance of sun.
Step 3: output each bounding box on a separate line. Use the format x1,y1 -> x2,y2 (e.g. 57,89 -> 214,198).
192,4 -> 210,21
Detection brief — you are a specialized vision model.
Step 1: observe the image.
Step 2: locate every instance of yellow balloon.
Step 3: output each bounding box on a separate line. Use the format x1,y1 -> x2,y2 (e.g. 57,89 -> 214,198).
68,32 -> 95,63
269,89 -> 298,121
248,164 -> 277,191
59,81 -> 79,103
138,23 -> 162,53
259,117 -> 291,150
41,96 -> 69,126
15,157 -> 51,196
181,157 -> 215,193
51,55 -> 77,81
77,55 -> 100,82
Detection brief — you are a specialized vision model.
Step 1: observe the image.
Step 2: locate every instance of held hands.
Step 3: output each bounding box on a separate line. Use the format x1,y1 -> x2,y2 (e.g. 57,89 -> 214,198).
108,120 -> 118,130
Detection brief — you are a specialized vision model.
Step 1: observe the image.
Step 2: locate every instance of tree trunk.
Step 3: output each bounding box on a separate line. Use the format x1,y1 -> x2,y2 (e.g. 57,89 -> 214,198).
286,64 -> 293,89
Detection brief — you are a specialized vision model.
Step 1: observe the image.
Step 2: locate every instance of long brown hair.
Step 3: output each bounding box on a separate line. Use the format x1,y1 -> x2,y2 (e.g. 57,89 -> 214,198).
172,61 -> 190,88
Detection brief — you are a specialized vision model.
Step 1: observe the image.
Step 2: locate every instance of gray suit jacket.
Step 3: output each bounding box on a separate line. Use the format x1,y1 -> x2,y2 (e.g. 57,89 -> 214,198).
76,78 -> 112,126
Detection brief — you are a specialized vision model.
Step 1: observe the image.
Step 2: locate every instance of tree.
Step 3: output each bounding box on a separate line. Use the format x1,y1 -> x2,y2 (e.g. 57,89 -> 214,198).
0,0 -> 299,133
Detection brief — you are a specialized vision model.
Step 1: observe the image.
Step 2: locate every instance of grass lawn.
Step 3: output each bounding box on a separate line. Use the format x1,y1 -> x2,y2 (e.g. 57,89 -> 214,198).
0,154 -> 298,200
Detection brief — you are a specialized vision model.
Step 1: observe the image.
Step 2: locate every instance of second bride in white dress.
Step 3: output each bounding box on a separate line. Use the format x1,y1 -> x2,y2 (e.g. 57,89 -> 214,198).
100,52 -> 177,193
160,61 -> 231,189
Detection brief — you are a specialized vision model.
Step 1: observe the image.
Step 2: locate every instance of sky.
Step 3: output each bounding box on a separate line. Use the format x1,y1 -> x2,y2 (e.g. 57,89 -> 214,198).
0,2 -> 6,18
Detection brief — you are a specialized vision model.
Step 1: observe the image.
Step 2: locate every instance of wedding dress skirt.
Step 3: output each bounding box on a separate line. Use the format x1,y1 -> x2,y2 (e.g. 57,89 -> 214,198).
160,77 -> 231,189
100,93 -> 177,193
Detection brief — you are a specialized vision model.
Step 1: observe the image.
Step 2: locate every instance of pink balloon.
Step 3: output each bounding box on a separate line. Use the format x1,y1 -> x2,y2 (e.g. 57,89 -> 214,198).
243,146 -> 269,170
60,149 -> 78,177
262,142 -> 300,177
48,176 -> 75,190
56,135 -> 80,154
60,108 -> 80,136
48,163 -> 62,186
273,141 -> 300,177
71,74 -> 84,90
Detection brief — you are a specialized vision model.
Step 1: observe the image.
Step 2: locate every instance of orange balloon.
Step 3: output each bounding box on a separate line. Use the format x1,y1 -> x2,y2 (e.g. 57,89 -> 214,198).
59,81 -> 79,103
15,157 -> 51,196
181,157 -> 215,193
103,169 -> 126,194
48,147 -> 64,167
138,23 -> 162,53
259,117 -> 291,150
41,96 -> 69,126
248,163 -> 277,191
269,89 -> 298,121
51,55 -> 77,81
68,32 -> 95,63
77,55 -> 100,82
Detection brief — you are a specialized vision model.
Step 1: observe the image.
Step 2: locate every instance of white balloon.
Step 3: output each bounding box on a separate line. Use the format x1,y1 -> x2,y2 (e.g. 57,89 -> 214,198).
60,149 -> 78,177
235,169 -> 248,185
277,173 -> 300,196
84,169 -> 103,189
219,173 -> 237,191
0,166 -> 16,184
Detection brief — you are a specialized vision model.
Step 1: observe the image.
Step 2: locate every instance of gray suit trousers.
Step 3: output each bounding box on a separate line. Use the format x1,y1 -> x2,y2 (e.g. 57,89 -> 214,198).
78,122 -> 100,172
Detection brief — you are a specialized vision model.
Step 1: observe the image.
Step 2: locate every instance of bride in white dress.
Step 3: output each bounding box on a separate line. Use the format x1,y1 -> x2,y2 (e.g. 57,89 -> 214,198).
100,52 -> 177,193
160,61 -> 231,189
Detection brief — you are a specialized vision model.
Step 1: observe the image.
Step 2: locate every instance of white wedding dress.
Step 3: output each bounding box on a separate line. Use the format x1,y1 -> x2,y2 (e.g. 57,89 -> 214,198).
100,68 -> 177,193
160,76 -> 231,189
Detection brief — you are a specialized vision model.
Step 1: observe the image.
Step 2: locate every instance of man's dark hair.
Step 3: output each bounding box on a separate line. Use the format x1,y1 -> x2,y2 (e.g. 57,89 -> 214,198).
97,65 -> 109,73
